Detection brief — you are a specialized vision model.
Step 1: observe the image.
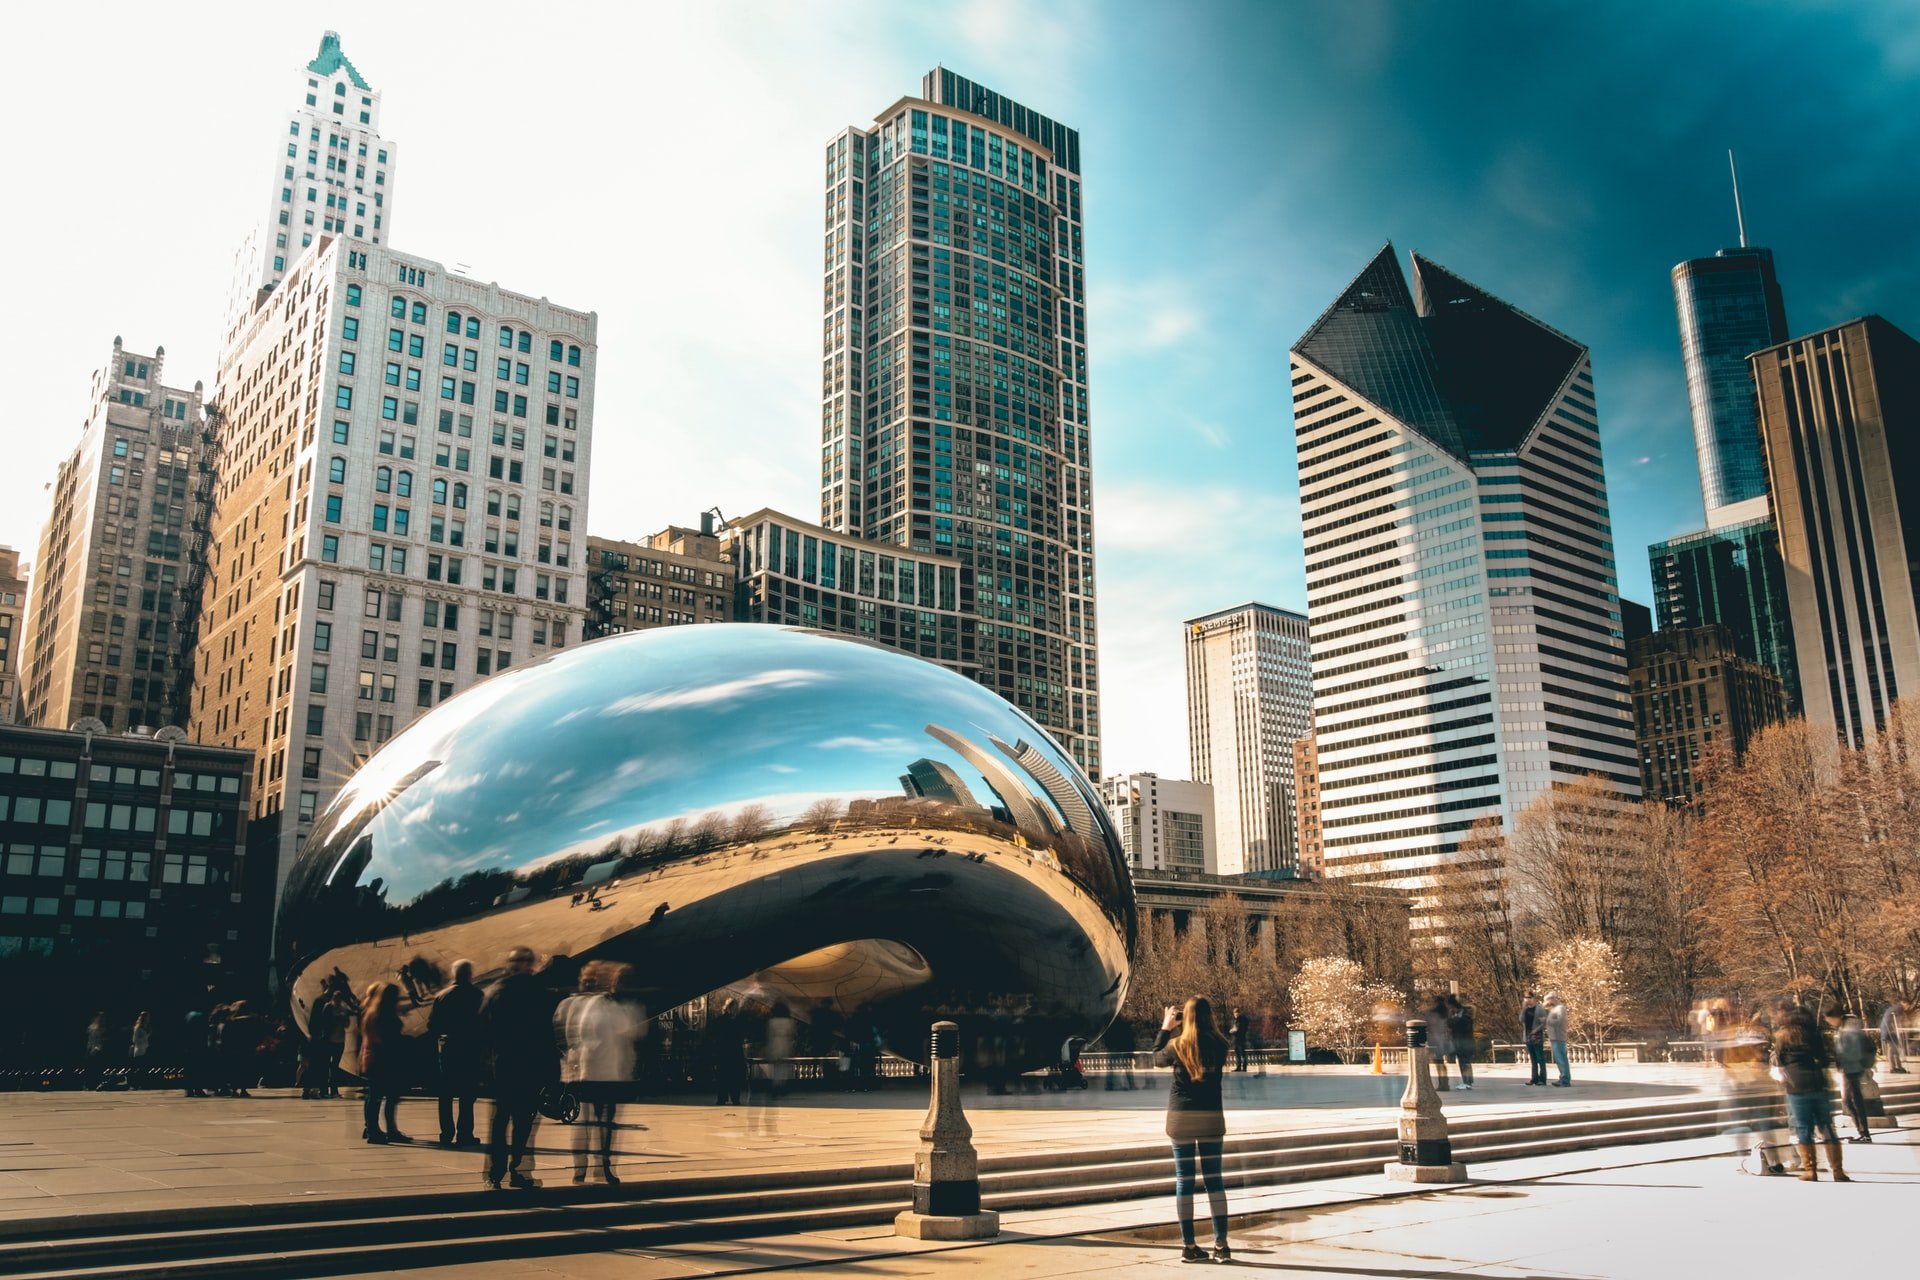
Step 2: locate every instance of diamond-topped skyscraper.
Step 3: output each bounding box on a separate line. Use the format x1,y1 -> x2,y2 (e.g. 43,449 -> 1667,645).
820,69 -> 1099,775
1289,246 -> 1637,914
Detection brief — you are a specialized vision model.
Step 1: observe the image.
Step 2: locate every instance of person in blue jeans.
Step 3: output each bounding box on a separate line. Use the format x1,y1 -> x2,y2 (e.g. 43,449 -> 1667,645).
1155,996 -> 1232,1263
1544,993 -> 1572,1086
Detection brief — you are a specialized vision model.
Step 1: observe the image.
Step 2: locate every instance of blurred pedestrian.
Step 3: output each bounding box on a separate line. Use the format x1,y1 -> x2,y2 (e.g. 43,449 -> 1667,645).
127,1012 -> 152,1090
1424,996 -> 1453,1091
359,982 -> 412,1144
1832,1013 -> 1876,1144
1880,1000 -> 1907,1073
299,995 -> 336,1099
181,1007 -> 210,1097
1446,994 -> 1476,1090
1155,997 -> 1231,1264
555,961 -> 644,1184
85,1012 -> 111,1090
709,997 -> 747,1105
750,1001 -> 796,1136
1104,1016 -> 1137,1091
1228,1007 -> 1249,1073
1544,993 -> 1571,1087
482,946 -> 555,1189
1771,1000 -> 1847,1181
221,1001 -> 263,1097
430,960 -> 484,1147
1521,994 -> 1547,1085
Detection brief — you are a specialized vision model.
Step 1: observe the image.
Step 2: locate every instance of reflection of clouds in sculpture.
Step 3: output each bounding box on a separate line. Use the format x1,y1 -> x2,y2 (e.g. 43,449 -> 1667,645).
818,735 -> 918,753
601,667 -> 823,716
278,627 -> 1134,1070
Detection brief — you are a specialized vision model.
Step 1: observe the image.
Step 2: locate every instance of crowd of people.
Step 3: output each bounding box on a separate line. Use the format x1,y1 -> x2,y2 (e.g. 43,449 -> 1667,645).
70,961 -> 1914,1224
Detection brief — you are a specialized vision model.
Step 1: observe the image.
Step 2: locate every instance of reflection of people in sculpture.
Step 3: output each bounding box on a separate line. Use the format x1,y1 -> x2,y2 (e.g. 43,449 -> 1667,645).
750,1002 -> 797,1136
555,961 -> 644,1184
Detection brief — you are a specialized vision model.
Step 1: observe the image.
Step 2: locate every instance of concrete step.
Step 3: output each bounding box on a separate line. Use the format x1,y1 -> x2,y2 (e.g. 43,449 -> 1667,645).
8,1082 -> 1912,1279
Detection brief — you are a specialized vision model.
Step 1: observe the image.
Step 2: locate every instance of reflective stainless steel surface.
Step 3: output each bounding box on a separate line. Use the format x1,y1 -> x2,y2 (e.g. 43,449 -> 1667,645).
278,626 -> 1134,1070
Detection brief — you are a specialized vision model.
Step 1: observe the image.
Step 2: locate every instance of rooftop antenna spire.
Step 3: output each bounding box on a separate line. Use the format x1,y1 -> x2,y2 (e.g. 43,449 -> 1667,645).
1728,149 -> 1748,248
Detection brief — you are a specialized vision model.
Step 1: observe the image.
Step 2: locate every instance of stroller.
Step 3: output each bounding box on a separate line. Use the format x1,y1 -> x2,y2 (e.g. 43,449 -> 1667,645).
537,1081 -> 580,1124
1045,1035 -> 1090,1090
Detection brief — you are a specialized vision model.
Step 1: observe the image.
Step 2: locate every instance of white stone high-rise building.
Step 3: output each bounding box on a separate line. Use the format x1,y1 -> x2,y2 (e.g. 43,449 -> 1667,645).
1288,245 -> 1637,921
1097,772 -> 1216,874
1184,602 -> 1312,876
227,32 -> 398,351
191,235 -> 595,902
16,341 -> 212,733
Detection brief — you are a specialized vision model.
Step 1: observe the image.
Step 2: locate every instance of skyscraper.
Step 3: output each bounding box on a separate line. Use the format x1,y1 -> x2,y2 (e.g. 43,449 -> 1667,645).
17,341 -> 211,732
1650,159 -> 1800,707
0,547 -> 25,724
1752,315 -> 1920,747
1647,517 -> 1800,710
227,32 -> 398,349
1184,602 -> 1311,876
819,69 -> 1099,774
1289,246 -> 1637,909
1673,247 -> 1788,526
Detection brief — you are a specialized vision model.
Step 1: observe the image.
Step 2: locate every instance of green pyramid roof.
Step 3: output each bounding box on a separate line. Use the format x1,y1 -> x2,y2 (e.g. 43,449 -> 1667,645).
308,31 -> 370,92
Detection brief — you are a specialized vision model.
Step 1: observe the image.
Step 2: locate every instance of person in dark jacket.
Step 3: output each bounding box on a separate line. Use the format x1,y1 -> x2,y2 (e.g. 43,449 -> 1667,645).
359,982 -> 411,1143
1771,1001 -> 1847,1182
1446,995 -> 1476,1090
300,995 -> 336,1099
1521,994 -> 1547,1085
430,960 -> 484,1146
482,946 -> 557,1189
1154,996 -> 1232,1264
1228,1007 -> 1249,1072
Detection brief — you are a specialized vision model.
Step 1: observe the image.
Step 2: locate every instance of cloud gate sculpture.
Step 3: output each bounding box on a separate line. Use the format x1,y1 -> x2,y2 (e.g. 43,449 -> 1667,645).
278,626 -> 1135,1072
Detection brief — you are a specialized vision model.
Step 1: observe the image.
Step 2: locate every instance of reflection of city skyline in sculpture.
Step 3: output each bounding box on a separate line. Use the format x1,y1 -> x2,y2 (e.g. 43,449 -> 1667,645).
900,758 -> 981,811
277,627 -> 1134,1071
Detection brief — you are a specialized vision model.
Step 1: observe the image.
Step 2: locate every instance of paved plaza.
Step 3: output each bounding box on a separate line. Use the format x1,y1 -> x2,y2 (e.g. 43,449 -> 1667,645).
2,1062 -> 1911,1277
0,1063 -> 1707,1221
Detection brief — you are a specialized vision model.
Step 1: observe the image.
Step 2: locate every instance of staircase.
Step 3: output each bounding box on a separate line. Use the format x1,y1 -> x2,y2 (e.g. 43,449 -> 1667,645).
4,1080 -> 1912,1279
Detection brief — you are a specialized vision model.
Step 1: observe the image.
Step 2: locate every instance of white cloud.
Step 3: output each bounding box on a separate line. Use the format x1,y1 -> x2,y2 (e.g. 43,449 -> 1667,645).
1091,278 -> 1210,357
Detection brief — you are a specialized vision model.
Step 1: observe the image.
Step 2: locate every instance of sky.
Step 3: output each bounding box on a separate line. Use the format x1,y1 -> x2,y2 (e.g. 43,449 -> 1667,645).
3,1 -> 1916,779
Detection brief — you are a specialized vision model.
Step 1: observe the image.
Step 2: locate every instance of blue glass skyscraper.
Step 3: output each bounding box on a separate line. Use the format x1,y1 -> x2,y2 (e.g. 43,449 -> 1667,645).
819,70 -> 1099,776
1647,159 -> 1800,710
1670,243 -> 1787,519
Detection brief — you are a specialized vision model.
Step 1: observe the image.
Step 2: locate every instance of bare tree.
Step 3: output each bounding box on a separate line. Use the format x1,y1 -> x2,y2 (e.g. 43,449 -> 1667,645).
1291,876 -> 1416,995
1534,937 -> 1629,1051
1683,719 -> 1870,1012
798,798 -> 845,830
1505,775 -> 1641,966
1414,816 -> 1527,1015
1287,956 -> 1405,1063
1617,799 -> 1709,1034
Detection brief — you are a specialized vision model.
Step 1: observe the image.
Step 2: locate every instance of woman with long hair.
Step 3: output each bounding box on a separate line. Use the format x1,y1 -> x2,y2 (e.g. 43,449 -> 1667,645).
359,981 -> 412,1144
1154,995 -> 1232,1263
